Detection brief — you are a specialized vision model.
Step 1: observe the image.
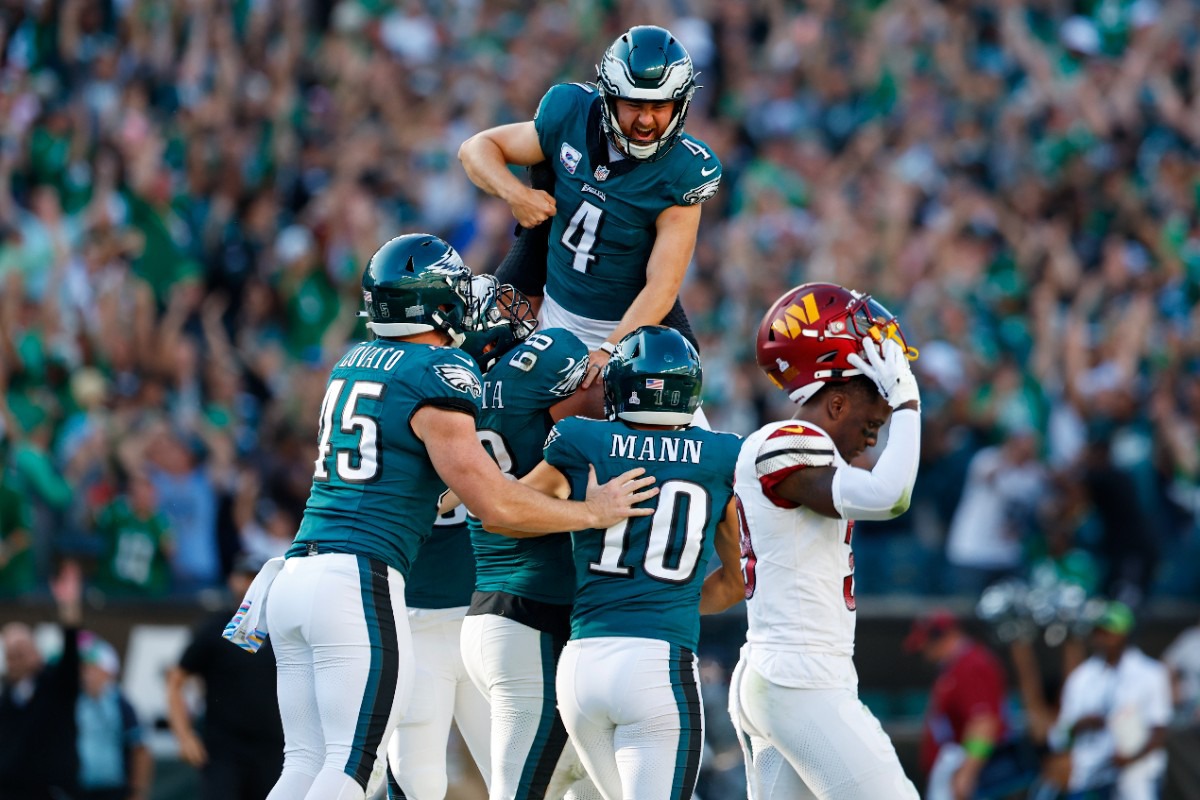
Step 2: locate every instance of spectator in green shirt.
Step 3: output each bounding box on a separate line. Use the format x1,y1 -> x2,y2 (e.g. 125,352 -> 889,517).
91,471 -> 173,598
0,447 -> 35,597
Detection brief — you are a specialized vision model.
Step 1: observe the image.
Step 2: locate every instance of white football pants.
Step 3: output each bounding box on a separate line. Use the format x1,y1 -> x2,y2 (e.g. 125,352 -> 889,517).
460,614 -> 603,800
386,606 -> 491,799
266,553 -> 414,800
730,656 -> 918,800
556,637 -> 704,800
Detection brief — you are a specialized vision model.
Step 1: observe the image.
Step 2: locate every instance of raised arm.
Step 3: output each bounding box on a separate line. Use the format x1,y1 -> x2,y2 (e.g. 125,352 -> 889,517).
413,405 -> 655,534
458,122 -> 554,228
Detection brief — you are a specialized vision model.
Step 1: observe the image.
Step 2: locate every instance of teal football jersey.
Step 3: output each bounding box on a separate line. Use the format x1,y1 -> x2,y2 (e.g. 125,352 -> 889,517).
543,417 -> 741,651
290,341 -> 483,576
469,329 -> 589,604
405,506 -> 475,609
533,83 -> 722,321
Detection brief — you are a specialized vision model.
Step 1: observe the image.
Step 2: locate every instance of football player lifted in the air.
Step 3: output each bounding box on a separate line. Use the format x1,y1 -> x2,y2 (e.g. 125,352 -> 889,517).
459,25 -> 721,394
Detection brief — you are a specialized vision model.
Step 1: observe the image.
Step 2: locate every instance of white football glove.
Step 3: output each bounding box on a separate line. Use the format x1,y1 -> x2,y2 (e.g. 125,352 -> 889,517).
847,338 -> 920,409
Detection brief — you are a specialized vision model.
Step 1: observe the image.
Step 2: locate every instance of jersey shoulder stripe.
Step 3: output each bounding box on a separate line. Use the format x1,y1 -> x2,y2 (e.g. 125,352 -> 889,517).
755,425 -> 836,478
754,423 -> 836,509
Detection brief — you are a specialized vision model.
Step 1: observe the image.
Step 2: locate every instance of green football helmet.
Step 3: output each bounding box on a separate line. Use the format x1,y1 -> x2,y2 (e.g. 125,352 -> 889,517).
459,277 -> 538,372
596,25 -> 696,162
360,234 -> 475,345
604,325 -> 702,426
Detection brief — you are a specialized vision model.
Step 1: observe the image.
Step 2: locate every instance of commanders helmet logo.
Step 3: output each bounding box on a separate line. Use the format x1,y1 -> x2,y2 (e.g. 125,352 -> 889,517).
434,363 -> 483,399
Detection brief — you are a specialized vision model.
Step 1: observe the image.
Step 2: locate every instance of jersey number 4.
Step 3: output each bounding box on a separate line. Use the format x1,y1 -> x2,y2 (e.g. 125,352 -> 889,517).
313,378 -> 385,483
561,201 -> 603,273
590,480 -> 708,584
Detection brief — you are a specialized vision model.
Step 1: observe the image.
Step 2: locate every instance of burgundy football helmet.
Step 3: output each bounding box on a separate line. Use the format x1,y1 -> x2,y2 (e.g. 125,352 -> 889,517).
755,282 -> 916,404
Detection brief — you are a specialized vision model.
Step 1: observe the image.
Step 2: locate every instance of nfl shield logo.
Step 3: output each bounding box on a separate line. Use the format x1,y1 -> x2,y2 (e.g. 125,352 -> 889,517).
594,165 -> 610,181
560,143 -> 581,175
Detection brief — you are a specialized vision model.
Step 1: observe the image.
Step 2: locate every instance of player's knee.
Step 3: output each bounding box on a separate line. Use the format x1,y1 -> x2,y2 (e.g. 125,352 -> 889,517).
282,745 -> 325,775
390,765 -> 448,800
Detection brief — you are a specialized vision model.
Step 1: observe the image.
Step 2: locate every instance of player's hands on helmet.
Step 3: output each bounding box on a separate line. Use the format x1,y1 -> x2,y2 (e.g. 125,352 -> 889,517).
847,338 -> 920,410
585,464 -> 658,528
510,187 -> 557,228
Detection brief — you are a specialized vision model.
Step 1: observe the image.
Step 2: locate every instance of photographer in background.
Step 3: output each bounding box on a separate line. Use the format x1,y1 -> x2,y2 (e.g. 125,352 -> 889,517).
166,553 -> 283,799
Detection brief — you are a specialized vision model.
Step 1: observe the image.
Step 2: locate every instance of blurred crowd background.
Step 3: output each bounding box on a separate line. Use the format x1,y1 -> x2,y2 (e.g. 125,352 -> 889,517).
1,0 -> 1197,605
0,0 -> 1199,797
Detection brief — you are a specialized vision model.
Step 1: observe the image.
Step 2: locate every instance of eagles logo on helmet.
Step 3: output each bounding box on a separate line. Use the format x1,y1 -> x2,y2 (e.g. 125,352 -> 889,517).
459,278 -> 538,373
755,282 -> 917,405
360,234 -> 477,346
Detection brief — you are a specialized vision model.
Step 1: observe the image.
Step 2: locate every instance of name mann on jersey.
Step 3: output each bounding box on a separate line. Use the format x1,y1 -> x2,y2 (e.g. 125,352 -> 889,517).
610,433 -> 702,464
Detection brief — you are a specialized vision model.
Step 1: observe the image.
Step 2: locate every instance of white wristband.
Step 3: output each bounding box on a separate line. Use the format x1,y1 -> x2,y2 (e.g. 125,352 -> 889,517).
598,341 -> 616,355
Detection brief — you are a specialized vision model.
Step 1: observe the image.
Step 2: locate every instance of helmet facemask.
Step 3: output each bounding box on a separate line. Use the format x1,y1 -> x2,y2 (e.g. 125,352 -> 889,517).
459,276 -> 538,372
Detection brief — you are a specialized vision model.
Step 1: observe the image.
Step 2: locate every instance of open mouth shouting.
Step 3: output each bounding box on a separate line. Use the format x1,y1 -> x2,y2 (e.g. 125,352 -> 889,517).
630,124 -> 658,142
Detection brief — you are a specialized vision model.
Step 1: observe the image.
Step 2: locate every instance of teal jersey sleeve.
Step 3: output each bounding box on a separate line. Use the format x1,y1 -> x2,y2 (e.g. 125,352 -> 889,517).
292,343 -> 483,576
405,506 -> 475,609
532,83 -> 722,320
534,83 -> 596,166
667,133 -> 722,207
541,416 -> 589,476
546,418 -> 742,651
469,328 -> 588,605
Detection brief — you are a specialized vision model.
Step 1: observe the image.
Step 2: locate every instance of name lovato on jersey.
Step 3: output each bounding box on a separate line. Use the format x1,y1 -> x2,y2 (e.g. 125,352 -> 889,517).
336,342 -> 406,371
610,433 -> 702,464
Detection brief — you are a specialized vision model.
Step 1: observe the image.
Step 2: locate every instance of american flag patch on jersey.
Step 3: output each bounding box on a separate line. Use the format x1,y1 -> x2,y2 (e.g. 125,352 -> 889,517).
646,378 -> 665,390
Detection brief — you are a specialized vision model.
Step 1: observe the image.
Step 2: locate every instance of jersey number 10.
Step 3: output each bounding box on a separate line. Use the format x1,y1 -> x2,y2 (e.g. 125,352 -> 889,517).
589,480 -> 708,584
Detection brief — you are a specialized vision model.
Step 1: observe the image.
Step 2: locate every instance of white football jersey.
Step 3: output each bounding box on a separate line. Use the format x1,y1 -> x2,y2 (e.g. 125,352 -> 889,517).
735,420 -> 858,689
